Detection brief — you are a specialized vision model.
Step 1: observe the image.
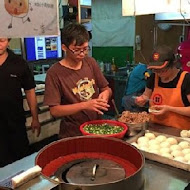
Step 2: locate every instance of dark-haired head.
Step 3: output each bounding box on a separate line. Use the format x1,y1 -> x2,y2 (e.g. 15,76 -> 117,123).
61,23 -> 89,47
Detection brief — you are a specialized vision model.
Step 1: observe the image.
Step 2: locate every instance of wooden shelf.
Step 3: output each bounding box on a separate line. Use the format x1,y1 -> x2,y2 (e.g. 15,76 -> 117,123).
81,18 -> 91,23
81,5 -> 91,9
78,1 -> 91,24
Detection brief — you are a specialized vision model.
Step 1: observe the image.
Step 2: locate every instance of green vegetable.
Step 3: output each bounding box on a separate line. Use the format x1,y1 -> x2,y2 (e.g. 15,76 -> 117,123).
83,123 -> 123,135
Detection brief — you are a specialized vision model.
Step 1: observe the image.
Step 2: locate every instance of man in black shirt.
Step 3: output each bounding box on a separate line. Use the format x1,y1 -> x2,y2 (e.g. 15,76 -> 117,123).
0,38 -> 41,167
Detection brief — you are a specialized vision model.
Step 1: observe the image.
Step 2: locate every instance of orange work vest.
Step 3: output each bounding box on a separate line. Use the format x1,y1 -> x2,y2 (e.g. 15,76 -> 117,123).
150,71 -> 190,129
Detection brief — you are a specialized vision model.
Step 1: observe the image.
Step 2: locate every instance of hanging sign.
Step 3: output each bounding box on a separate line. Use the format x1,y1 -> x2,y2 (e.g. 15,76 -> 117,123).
122,0 -> 190,16
0,0 -> 59,38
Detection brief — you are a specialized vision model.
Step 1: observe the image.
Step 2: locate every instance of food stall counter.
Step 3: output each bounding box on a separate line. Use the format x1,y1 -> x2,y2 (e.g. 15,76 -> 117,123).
0,133 -> 190,190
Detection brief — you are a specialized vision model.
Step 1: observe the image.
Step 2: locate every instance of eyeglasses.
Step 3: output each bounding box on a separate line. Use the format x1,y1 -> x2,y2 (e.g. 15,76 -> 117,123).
66,45 -> 91,55
152,67 -> 169,74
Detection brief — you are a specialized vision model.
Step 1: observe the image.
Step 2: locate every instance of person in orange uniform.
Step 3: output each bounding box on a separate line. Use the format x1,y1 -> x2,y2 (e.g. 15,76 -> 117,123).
135,45 -> 190,130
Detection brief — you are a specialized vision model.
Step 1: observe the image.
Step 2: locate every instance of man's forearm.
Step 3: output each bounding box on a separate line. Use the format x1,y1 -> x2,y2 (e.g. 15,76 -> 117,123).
25,89 -> 39,120
49,102 -> 86,118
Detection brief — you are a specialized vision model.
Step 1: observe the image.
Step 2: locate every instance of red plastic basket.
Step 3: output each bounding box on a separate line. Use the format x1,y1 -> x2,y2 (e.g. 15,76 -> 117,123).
80,120 -> 128,139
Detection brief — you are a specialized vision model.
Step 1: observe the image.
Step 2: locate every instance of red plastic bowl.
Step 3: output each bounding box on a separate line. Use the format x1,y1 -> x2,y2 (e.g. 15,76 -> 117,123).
80,120 -> 128,139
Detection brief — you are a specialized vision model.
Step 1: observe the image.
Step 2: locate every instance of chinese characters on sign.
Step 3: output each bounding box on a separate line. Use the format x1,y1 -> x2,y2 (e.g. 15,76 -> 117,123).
0,0 -> 59,37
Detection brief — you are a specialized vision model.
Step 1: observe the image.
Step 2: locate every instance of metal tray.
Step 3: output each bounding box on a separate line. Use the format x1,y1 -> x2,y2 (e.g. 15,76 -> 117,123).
126,130 -> 190,172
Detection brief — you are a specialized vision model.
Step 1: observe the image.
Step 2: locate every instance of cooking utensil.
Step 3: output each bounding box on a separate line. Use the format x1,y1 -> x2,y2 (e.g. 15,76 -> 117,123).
132,95 -> 153,102
91,164 -> 99,181
111,99 -> 120,118
127,122 -> 148,137
36,136 -> 145,190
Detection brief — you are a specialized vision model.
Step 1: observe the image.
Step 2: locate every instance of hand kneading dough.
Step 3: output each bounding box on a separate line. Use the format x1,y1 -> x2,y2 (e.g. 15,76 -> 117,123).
12,165 -> 42,189
166,137 -> 178,145
145,132 -> 156,140
178,141 -> 190,149
155,135 -> 167,143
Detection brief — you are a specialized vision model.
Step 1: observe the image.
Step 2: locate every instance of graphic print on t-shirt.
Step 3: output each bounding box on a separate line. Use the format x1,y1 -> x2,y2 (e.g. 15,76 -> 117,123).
72,77 -> 95,101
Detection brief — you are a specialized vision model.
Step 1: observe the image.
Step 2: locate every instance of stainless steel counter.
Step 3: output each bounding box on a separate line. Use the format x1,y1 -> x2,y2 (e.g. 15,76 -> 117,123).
144,159 -> 190,190
0,125 -> 190,190
0,153 -> 57,190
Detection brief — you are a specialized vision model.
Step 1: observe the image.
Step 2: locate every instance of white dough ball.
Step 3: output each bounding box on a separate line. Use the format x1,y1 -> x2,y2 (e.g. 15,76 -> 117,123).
173,156 -> 186,163
137,136 -> 149,144
180,130 -> 189,138
170,144 -> 182,152
178,141 -> 190,149
149,139 -> 160,146
182,149 -> 190,155
149,144 -> 160,151
155,135 -> 167,143
184,154 -> 190,162
161,153 -> 173,159
160,141 -> 170,148
188,160 -> 190,164
139,146 -> 149,152
166,137 -> 178,145
171,150 -> 184,158
145,132 -> 156,140
148,149 -> 160,155
131,142 -> 139,149
138,142 -> 149,148
160,147 -> 170,154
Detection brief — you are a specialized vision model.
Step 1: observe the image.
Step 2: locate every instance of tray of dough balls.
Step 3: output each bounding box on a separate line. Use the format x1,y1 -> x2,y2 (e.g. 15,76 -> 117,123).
128,130 -> 190,172
180,129 -> 190,142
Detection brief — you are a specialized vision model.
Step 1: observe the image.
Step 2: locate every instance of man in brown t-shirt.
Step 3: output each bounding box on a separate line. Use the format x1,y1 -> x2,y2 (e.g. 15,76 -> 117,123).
44,23 -> 112,138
